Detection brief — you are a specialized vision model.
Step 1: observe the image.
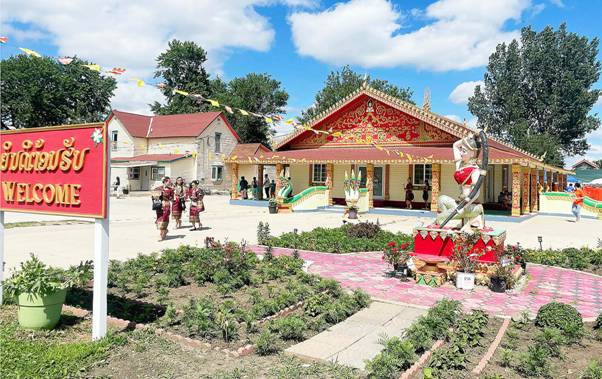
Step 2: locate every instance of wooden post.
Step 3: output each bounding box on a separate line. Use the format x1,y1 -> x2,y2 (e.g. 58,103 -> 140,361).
258,164 -> 264,200
430,163 -> 441,212
511,164 -> 521,217
326,163 -> 334,206
308,164 -> 313,186
384,164 -> 390,201
367,163 -> 374,208
538,170 -> 544,193
530,170 -> 537,212
522,167 -> 530,214
230,162 -> 239,199
275,163 -> 284,195
546,170 -> 552,192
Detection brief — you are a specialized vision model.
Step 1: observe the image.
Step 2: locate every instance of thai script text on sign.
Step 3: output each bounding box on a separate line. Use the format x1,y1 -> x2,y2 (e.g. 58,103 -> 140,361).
0,123 -> 108,218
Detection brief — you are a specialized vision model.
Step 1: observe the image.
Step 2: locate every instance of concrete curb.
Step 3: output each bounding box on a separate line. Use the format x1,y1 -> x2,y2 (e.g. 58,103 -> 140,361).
399,340 -> 445,379
471,318 -> 511,375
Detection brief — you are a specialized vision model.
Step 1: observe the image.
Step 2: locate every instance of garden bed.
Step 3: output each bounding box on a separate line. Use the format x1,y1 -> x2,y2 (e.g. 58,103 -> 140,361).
259,221 -> 412,254
522,246 -> 602,276
66,243 -> 371,353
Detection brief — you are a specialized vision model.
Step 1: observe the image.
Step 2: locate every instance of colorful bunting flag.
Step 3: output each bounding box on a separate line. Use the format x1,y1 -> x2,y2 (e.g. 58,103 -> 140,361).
265,117 -> 273,124
57,57 -> 73,65
83,64 -> 101,72
285,119 -> 295,124
224,106 -> 234,114
0,36 -> 8,44
108,67 -> 126,75
208,99 -> 220,107
173,89 -> 189,96
156,83 -> 167,89
239,109 -> 249,116
132,77 -> 145,87
19,47 -> 42,58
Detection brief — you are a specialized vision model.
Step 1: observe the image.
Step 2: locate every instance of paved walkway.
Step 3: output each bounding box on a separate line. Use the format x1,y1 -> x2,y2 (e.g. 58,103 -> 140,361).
286,301 -> 426,369
250,246 -> 602,320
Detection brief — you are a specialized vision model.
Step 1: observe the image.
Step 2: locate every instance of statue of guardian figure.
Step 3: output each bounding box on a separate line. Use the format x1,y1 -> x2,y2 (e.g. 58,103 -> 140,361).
436,131 -> 488,231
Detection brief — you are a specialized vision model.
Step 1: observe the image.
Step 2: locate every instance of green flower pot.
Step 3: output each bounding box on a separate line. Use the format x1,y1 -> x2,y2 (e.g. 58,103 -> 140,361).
17,288 -> 67,330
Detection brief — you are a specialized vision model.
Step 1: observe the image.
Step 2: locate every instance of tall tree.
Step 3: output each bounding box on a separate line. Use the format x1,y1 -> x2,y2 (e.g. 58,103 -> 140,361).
213,73 -> 288,146
299,65 -> 413,123
468,24 -> 601,166
1,55 -> 116,128
151,40 -> 212,115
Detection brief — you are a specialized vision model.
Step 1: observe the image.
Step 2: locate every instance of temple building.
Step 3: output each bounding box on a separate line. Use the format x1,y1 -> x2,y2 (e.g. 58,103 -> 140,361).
226,85 -> 572,216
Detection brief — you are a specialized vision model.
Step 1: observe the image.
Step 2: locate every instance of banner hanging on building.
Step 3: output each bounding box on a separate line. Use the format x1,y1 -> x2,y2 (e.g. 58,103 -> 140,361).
0,123 -> 108,218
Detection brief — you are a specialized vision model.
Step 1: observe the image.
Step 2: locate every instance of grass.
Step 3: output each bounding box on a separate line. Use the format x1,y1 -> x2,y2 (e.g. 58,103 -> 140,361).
4,220 -> 92,229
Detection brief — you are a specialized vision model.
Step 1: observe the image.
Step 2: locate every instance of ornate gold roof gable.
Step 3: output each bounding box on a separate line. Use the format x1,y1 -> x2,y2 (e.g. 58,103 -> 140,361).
275,84 -> 541,163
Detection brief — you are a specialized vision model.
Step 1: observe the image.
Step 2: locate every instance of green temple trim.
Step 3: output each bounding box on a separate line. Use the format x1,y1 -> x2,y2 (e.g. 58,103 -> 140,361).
284,186 -> 328,204
542,191 -> 602,209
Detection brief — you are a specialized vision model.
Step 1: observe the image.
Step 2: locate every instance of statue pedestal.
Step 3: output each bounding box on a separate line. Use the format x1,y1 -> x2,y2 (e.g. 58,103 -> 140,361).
412,226 -> 506,264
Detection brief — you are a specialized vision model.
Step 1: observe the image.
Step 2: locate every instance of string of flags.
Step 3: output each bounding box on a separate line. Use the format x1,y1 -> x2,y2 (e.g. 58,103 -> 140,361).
1,35 -> 418,162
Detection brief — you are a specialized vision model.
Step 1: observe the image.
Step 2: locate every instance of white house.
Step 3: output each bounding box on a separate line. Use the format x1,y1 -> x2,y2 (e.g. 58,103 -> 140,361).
107,110 -> 241,192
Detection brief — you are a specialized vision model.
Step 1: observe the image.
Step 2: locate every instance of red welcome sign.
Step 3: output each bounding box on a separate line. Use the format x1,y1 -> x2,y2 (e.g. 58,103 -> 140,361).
0,123 -> 108,218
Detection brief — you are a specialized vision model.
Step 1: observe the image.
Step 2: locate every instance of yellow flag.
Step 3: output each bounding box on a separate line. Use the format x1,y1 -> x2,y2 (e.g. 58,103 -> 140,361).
239,109 -> 249,116
208,99 -> 220,107
375,145 -> 384,151
285,119 -> 295,124
174,89 -> 189,96
175,148 -> 181,154
192,152 -> 198,158
83,64 -> 101,72
398,151 -> 404,158
231,155 -> 238,161
132,78 -> 145,87
265,117 -> 273,124
19,48 -> 42,57
332,131 -> 343,137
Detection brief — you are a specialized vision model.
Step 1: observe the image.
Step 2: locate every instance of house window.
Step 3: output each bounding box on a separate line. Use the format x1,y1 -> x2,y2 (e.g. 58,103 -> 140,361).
312,164 -> 327,183
211,165 -> 223,181
151,166 -> 165,181
413,164 -> 432,186
128,167 -> 140,180
215,132 -> 221,153
111,130 -> 118,151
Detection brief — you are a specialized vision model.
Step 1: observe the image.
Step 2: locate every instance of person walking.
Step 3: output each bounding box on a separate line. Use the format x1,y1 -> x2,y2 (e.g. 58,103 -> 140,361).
153,177 -> 173,241
270,179 -> 276,198
404,177 -> 414,209
572,182 -> 584,222
188,180 -> 205,231
239,176 -> 249,199
172,177 -> 185,229
113,176 -> 122,199
422,179 -> 430,209
263,173 -> 271,199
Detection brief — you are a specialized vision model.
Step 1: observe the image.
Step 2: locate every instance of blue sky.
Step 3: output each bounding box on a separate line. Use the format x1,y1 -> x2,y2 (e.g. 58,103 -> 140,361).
1,0 -> 601,166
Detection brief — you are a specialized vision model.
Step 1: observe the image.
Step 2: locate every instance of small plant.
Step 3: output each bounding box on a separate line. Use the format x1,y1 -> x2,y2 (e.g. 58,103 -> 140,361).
382,241 -> 411,271
256,330 -> 279,355
535,327 -> 566,357
535,302 -> 584,342
257,222 -> 272,245
499,348 -> 514,367
269,316 -> 307,341
365,336 -> 416,379
451,232 -> 486,273
581,360 -> 602,379
594,312 -> 602,330
3,254 -> 92,298
516,345 -> 551,378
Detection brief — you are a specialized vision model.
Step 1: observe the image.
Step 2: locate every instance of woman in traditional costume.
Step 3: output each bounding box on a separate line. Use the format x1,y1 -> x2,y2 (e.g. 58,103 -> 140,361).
422,179 -> 430,209
188,180 -> 205,231
153,177 -> 174,241
404,178 -> 414,209
172,177 -> 185,229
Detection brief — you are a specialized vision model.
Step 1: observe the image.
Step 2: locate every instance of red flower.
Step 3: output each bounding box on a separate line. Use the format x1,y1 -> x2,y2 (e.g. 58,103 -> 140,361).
400,242 -> 410,249
387,241 -> 396,247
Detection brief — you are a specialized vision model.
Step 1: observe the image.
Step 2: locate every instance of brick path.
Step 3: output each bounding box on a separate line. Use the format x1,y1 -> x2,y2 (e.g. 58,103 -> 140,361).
250,246 -> 602,320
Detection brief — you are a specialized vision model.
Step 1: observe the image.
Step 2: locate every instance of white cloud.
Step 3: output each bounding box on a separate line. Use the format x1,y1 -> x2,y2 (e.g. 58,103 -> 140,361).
444,114 -> 462,122
1,1 -> 281,113
111,80 -> 165,115
289,0 -> 531,71
549,0 -> 564,8
449,80 -> 484,104
531,3 -> 546,15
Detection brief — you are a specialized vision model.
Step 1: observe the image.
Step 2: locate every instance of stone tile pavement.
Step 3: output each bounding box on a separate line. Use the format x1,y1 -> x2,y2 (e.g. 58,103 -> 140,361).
249,246 -> 602,320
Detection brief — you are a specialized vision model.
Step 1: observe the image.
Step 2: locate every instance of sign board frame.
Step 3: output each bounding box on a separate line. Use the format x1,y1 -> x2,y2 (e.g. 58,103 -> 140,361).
0,122 -> 110,340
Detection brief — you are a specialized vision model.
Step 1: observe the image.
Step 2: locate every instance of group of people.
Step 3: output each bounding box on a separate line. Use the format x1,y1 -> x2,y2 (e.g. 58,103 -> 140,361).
152,176 -> 205,241
497,187 -> 512,210
238,174 -> 277,200
404,178 -> 430,209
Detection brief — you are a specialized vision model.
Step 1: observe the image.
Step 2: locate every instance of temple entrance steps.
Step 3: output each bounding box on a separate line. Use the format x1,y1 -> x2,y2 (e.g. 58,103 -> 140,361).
285,301 -> 426,370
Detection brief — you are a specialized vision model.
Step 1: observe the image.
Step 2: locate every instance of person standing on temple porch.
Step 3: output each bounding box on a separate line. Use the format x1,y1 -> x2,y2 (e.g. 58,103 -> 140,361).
251,177 -> 259,199
422,179 -> 431,210
263,173 -> 271,199
405,177 -> 414,209
239,176 -> 249,199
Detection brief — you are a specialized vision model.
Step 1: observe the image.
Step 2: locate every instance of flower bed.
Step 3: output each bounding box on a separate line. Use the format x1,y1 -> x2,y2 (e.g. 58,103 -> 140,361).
66,243 -> 371,353
260,222 -> 412,254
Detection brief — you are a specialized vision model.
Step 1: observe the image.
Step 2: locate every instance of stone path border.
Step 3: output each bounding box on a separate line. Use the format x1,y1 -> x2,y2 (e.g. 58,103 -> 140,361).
398,340 -> 445,379
472,318 -> 511,375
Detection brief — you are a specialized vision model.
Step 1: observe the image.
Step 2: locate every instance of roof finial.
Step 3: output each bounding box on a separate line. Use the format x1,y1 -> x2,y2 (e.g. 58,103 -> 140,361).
423,88 -> 431,112
361,73 -> 369,89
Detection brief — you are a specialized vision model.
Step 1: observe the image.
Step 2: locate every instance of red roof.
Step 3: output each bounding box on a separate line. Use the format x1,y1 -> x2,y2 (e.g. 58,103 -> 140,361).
112,154 -> 189,162
109,110 -> 240,141
230,143 -> 271,158
227,145 -> 528,164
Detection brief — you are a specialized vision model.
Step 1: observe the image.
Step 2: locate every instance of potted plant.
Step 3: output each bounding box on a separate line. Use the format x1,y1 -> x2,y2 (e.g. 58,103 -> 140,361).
383,241 -> 411,278
489,263 -> 514,293
268,198 -> 278,214
3,254 -> 93,330
451,232 -> 486,290
344,170 -> 361,218
348,205 -> 359,219
506,243 -> 527,271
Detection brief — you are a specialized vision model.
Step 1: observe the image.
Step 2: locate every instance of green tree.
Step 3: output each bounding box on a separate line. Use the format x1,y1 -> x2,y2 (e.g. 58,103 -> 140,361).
151,39 -> 212,115
299,65 -> 413,123
213,73 -> 288,145
468,24 -> 601,166
1,55 -> 116,128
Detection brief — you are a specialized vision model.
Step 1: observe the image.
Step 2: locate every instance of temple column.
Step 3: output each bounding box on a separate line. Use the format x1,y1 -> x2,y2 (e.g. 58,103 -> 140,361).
530,169 -> 537,212
367,163 -> 374,208
546,170 -> 552,192
308,165 -> 313,186
511,164 -> 521,217
275,163 -> 284,195
257,164 -> 264,200
522,167 -> 530,214
230,162 -> 239,199
326,163 -> 334,206
538,170 -> 544,193
430,163 -> 441,212
384,164 -> 390,201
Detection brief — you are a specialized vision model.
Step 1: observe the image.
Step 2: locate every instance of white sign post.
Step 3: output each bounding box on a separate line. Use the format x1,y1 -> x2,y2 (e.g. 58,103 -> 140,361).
93,159 -> 110,340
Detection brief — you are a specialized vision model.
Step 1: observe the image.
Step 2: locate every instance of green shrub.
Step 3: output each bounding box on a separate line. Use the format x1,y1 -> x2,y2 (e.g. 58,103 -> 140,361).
516,345 -> 551,377
455,310 -> 489,347
344,221 -> 381,239
182,298 -> 218,339
365,337 -> 416,379
581,360 -> 602,379
403,320 -> 434,352
304,293 -> 332,317
499,348 -> 514,367
352,289 -> 371,309
535,302 -> 584,341
595,313 -> 602,330
257,221 -> 272,245
256,330 -> 279,355
269,316 -> 307,341
535,327 -> 566,357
